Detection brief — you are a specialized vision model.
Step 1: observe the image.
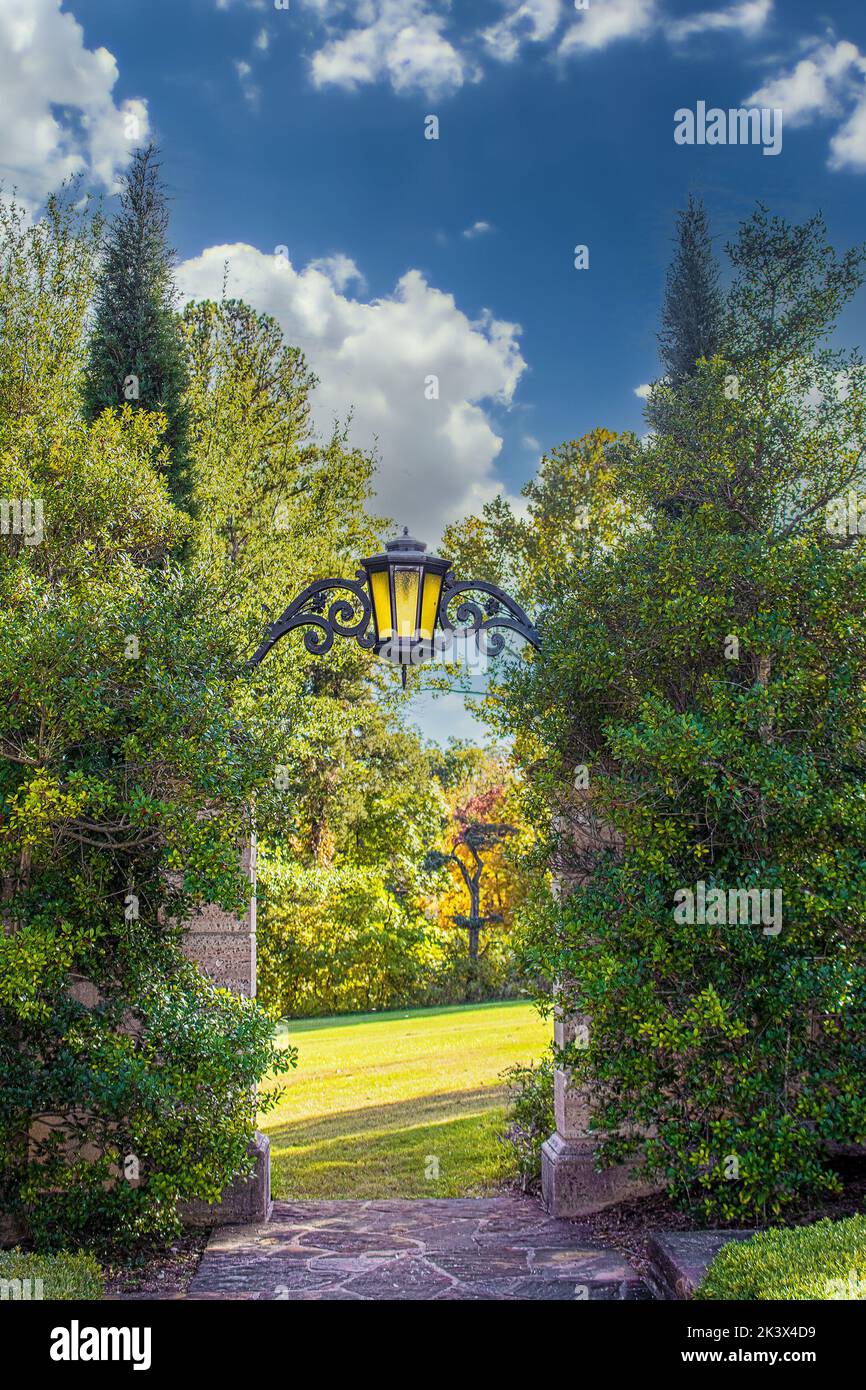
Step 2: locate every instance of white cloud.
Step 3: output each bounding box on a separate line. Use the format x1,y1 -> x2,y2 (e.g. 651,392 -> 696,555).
306,0 -> 475,98
254,27 -> 270,52
482,0 -> 563,64
634,382 -> 652,399
462,220 -> 493,239
559,0 -> 657,58
0,0 -> 150,209
503,0 -> 770,66
176,242 -> 527,541
308,252 -> 366,291
745,36 -> 866,171
235,58 -> 261,105
829,94 -> 866,172
295,0 -> 780,93
667,0 -> 772,42
746,39 -> 864,126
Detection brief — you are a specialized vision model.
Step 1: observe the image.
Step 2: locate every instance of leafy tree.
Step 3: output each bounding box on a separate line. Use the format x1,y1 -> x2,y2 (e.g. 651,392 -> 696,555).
181,290 -> 473,1020
84,145 -> 192,515
424,750 -> 535,1002
442,428 -> 621,612
658,194 -> 723,384
428,787 -> 515,964
488,208 -> 866,1221
257,702 -> 448,1017
0,195 -> 292,1251
0,191 -> 101,445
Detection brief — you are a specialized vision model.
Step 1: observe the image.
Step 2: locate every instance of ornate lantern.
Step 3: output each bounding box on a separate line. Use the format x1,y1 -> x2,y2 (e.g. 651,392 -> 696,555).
249,527 -> 540,674
359,528 -> 452,668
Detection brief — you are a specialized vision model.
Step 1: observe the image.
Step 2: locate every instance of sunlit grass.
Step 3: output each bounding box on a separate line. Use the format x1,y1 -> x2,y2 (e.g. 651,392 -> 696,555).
260,1000 -> 551,1200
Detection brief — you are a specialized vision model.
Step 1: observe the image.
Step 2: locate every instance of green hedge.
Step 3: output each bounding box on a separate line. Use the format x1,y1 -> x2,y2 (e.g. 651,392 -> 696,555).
0,1249 -> 103,1300
696,1216 -> 866,1300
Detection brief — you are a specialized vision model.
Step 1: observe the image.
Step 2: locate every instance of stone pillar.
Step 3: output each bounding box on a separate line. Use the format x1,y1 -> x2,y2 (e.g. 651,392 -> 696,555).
180,835 -> 272,1226
181,839 -> 257,997
541,1006 -> 660,1218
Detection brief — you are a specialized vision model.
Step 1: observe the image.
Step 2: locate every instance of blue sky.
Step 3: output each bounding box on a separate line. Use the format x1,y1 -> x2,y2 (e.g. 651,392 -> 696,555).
3,0 -> 866,740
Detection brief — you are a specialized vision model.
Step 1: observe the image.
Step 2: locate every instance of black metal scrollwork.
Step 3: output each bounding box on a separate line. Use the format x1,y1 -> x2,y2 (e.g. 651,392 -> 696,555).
437,576 -> 541,655
248,571 -> 375,668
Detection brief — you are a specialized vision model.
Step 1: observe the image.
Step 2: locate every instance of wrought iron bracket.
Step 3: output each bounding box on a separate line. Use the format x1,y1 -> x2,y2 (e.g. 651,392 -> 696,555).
437,576 -> 541,656
248,571 -> 541,668
248,571 -> 374,668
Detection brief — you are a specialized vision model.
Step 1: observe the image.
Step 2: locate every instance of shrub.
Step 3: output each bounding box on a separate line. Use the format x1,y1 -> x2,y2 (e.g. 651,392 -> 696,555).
450,209 -> 866,1222
0,1248 -> 103,1300
696,1216 -> 866,1300
501,1050 -> 555,1192
0,196 -> 294,1251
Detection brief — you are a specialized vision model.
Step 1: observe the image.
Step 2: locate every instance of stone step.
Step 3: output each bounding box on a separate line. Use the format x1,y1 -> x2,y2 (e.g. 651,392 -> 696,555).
646,1230 -> 757,1299
187,1196 -> 653,1301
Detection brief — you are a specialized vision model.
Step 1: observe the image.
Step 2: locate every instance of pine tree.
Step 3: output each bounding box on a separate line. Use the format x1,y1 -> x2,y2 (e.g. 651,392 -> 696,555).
84,144 -> 192,514
658,195 -> 723,383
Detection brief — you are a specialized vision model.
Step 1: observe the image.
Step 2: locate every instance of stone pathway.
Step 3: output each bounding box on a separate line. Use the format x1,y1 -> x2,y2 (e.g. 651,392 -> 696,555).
188,1196 -> 651,1300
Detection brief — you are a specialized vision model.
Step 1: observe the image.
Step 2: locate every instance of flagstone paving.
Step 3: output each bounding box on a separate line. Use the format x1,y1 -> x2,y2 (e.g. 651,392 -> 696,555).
187,1195 -> 652,1301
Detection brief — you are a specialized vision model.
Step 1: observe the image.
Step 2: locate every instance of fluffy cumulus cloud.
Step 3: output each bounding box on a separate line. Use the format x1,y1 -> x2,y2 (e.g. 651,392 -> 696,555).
0,0 -> 149,208
302,0 -> 476,98
176,243 -> 527,539
559,0 -> 658,58
746,37 -> 866,171
295,0 -> 775,91
558,0 -> 773,59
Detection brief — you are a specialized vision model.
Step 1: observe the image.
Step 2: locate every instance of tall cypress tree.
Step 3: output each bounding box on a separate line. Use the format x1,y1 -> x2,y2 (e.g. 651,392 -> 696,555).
84,144 -> 192,515
658,195 -> 723,383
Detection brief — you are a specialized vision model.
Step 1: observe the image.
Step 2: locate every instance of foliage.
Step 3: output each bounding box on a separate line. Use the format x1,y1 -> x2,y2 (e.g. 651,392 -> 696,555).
443,427 -> 623,613
0,1247 -> 104,1300
0,195 -> 293,1252
426,751 -> 531,996
84,146 -> 192,515
258,742 -> 535,1016
257,858 -> 438,1017
0,191 -> 102,445
501,1050 -> 554,1193
658,194 -> 723,385
696,1217 -> 866,1300
461,207 -> 866,1222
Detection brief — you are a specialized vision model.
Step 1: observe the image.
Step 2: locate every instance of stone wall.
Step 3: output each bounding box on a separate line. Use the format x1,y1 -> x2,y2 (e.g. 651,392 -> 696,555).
179,836 -> 272,1226
541,800 -> 662,1217
181,840 -> 257,996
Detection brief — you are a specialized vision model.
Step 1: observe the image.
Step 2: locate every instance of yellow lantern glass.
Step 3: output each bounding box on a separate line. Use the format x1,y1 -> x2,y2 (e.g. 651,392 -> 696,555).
419,571 -> 443,640
369,569 -> 392,639
393,567 -> 420,636
360,528 -> 452,667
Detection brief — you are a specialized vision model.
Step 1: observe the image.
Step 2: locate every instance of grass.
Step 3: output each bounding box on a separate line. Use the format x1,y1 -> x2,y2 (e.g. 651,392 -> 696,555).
259,999 -> 552,1200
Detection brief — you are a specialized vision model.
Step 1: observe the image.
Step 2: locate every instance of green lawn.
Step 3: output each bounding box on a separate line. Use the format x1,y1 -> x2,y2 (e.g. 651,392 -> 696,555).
260,1000 -> 551,1200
